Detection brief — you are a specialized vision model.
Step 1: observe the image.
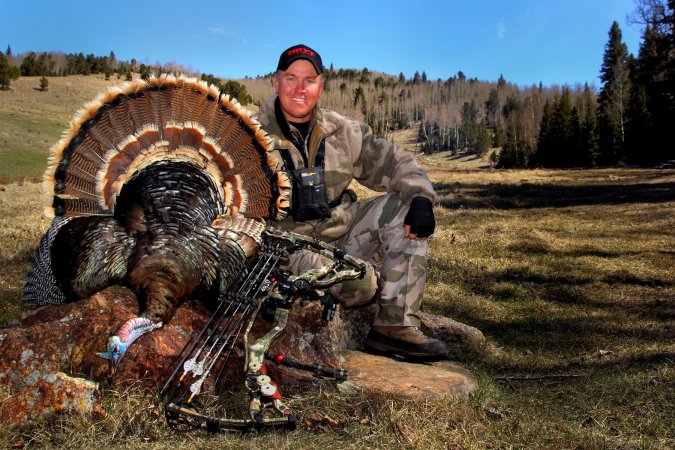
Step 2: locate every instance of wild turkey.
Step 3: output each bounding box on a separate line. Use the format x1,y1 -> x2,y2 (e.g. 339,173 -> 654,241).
24,74 -> 290,370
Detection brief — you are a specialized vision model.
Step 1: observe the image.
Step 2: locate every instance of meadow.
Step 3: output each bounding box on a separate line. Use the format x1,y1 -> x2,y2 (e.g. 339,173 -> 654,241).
0,76 -> 673,449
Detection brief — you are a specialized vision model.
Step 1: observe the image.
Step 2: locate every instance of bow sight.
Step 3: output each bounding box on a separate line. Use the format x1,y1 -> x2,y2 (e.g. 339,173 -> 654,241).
160,227 -> 365,433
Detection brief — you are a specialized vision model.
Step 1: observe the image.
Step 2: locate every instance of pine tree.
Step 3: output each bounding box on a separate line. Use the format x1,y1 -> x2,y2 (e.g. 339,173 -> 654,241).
578,84 -> 599,166
0,51 -> 10,90
20,52 -> 42,76
221,80 -> 252,105
485,88 -> 500,130
625,0 -> 674,164
597,21 -> 631,165
497,74 -> 506,88
139,64 -> 151,81
498,95 -> 532,168
536,99 -> 553,165
535,89 -> 576,167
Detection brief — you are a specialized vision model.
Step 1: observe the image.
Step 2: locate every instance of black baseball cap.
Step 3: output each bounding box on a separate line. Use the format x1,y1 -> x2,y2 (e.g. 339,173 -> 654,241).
276,44 -> 323,74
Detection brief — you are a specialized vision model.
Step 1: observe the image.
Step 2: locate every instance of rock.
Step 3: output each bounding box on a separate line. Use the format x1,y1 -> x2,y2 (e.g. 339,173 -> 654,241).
0,285 -> 351,427
7,285 -> 207,388
0,286 -> 174,428
0,372 -> 103,429
418,311 -> 487,355
0,285 -> 478,427
339,350 -> 476,398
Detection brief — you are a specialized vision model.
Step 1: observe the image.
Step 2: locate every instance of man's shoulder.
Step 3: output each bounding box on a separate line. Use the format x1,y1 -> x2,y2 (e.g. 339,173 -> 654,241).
316,106 -> 361,131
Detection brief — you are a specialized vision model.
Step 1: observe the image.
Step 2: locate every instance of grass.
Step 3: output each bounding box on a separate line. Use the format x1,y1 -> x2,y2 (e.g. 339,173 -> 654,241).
0,76 -> 673,448
1,168 -> 672,449
0,75 -> 126,182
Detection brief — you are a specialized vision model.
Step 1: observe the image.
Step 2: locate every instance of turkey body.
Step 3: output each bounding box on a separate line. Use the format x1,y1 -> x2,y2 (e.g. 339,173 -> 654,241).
24,75 -> 289,325
45,163 -> 243,323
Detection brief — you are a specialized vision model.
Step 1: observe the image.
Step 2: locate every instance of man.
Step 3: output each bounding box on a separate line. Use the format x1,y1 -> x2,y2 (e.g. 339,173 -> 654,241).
255,44 -> 446,360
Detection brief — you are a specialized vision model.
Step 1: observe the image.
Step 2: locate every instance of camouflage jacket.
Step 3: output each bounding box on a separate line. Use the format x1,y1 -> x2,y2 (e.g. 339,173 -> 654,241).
255,96 -> 436,242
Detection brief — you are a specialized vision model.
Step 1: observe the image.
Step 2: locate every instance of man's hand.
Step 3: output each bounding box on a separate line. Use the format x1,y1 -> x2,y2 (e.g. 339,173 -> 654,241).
403,197 -> 435,240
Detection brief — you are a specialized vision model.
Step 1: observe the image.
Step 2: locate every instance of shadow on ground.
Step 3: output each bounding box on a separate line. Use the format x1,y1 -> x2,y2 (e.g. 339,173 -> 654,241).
436,180 -> 675,209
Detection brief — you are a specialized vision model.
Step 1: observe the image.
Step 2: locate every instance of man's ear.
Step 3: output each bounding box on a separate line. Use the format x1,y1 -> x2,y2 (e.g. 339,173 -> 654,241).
273,72 -> 280,93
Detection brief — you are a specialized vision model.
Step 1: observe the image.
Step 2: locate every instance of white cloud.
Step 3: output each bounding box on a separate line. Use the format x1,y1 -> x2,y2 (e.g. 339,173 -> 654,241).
207,26 -> 249,46
207,26 -> 237,37
497,20 -> 507,39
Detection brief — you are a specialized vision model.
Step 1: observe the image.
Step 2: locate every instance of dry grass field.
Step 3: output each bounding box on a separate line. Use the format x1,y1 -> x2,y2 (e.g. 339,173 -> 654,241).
0,76 -> 673,449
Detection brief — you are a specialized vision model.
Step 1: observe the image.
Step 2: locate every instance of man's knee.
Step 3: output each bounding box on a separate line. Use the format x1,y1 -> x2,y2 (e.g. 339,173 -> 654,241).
334,263 -> 378,308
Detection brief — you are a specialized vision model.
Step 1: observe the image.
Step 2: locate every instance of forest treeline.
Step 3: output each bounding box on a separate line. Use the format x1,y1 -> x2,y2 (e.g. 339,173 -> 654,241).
1,0 -> 672,168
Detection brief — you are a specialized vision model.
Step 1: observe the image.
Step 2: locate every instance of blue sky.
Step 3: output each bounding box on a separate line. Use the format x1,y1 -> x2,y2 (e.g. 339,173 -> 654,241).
1,0 -> 643,88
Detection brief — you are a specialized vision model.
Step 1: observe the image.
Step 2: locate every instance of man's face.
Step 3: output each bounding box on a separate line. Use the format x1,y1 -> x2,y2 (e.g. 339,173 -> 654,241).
274,59 -> 324,123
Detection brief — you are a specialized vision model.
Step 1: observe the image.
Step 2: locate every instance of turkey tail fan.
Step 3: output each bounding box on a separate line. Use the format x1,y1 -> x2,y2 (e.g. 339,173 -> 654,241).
43,74 -> 291,221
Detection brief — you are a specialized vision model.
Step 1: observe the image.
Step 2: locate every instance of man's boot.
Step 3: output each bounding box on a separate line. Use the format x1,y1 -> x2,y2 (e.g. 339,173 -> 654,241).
364,326 -> 447,360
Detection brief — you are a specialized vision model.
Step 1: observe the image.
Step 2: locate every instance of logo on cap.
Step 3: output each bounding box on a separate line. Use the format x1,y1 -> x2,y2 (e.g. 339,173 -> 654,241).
288,47 -> 316,57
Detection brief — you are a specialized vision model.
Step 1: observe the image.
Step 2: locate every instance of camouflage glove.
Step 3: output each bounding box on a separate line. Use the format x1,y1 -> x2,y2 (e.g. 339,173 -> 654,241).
403,197 -> 435,238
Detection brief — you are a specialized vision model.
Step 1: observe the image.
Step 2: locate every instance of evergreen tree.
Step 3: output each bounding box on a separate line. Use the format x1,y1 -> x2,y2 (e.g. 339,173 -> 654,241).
536,88 -> 580,167
200,74 -> 253,104
0,51 -> 10,89
221,80 -> 252,105
625,0 -> 674,164
578,84 -> 599,166
497,74 -> 506,88
359,67 -> 370,84
485,88 -> 500,129
20,52 -> 43,76
39,76 -> 48,91
497,96 -> 523,167
139,64 -> 151,81
108,50 -> 117,70
497,95 -> 534,168
536,99 -> 554,166
597,21 -> 631,165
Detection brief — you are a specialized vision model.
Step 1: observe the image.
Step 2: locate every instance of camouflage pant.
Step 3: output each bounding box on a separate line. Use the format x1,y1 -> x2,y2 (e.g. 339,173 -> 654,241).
281,193 -> 428,326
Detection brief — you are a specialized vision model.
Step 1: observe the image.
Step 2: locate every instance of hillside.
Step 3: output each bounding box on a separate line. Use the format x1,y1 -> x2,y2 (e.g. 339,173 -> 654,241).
0,75 -> 126,182
0,74 -> 497,183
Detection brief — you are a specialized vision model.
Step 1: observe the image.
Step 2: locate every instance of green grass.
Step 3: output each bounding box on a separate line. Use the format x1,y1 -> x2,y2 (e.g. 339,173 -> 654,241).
0,75 -> 120,182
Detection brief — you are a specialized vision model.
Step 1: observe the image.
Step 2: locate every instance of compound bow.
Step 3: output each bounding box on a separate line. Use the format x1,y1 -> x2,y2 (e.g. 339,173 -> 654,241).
160,226 -> 365,433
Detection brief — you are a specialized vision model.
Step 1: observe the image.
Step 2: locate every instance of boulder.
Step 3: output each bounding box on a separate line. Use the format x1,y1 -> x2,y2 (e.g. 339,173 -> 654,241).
340,350 -> 476,398
0,285 -> 479,427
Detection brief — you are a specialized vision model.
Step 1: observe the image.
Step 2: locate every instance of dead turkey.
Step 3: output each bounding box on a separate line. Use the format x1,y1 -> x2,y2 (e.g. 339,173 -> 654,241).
24,74 -> 290,368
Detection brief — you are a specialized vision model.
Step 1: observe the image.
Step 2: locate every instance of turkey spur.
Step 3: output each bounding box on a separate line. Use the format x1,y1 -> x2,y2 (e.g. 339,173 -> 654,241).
24,75 -> 291,371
